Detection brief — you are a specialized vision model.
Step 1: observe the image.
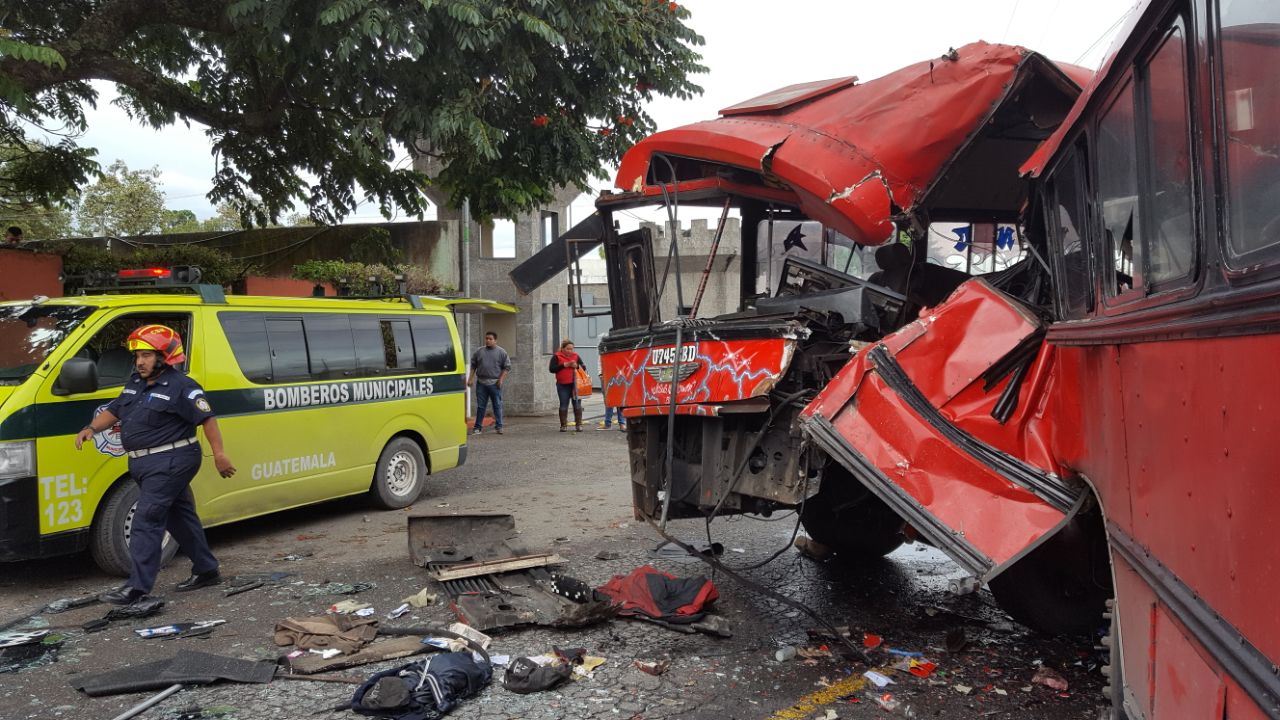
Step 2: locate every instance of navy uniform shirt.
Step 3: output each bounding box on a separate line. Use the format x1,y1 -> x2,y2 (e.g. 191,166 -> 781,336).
104,368 -> 215,452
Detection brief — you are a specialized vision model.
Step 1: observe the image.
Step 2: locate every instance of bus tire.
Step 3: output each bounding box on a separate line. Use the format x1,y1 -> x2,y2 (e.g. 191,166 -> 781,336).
800,472 -> 905,558
369,437 -> 427,509
89,479 -> 180,578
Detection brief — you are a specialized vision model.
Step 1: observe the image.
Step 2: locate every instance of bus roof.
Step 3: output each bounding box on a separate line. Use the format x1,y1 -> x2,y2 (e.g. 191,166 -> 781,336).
614,41 -> 1089,245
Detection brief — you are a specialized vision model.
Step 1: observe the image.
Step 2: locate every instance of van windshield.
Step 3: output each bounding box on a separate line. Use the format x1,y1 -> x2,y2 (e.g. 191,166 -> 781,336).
0,305 -> 94,384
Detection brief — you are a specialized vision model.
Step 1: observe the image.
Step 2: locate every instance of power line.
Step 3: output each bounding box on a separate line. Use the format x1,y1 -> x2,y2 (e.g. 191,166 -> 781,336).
1074,6 -> 1135,65
1001,0 -> 1023,43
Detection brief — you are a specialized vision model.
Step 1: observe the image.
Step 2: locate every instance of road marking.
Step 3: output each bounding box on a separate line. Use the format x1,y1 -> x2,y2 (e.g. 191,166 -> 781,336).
769,674 -> 868,719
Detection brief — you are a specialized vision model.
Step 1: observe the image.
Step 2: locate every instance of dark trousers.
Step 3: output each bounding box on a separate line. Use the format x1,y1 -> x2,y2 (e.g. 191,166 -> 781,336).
475,382 -> 504,429
126,446 -> 217,593
556,382 -> 582,411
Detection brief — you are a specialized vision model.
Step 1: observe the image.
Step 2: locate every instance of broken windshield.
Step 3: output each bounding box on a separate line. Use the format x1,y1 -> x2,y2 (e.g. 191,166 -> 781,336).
0,305 -> 94,384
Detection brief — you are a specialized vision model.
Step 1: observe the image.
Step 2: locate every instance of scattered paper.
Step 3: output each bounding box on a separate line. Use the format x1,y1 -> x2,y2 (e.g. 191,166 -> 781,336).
954,684 -> 973,695
328,600 -> 371,614
401,589 -> 437,608
309,648 -> 341,659
863,670 -> 895,688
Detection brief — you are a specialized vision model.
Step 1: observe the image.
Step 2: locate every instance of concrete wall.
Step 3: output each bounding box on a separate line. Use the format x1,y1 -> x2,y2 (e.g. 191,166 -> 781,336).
0,248 -> 63,300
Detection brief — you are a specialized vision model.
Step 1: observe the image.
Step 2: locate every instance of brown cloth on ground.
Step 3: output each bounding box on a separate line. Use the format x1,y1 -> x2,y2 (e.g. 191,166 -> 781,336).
274,615 -> 378,654
285,636 -> 432,675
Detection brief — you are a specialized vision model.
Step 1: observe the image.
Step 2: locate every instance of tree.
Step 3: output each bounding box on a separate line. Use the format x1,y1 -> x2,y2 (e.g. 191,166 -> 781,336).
1,1 -> 705,226
162,209 -> 200,232
76,160 -> 167,236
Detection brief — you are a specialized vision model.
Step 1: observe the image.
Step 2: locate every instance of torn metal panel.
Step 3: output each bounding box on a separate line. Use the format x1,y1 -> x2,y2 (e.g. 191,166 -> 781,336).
614,42 -> 1088,245
800,281 -> 1081,580
407,513 -> 615,632
508,212 -> 605,295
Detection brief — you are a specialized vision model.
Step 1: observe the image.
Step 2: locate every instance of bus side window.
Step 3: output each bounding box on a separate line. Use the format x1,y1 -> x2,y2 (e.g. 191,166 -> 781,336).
1141,21 -> 1196,286
1218,0 -> 1280,259
409,315 -> 456,373
1096,76 -> 1143,297
1048,148 -> 1092,319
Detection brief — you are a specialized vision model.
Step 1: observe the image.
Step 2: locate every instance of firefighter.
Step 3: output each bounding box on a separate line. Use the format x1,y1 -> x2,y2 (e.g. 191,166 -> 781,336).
76,324 -> 236,604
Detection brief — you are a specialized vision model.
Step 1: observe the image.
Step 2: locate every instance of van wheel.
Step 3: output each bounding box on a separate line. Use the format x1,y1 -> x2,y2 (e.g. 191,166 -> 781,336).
369,437 -> 427,509
89,480 -> 180,577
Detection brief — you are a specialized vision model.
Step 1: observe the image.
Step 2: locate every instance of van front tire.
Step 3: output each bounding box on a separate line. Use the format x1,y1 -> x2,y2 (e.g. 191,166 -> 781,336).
89,479 -> 180,577
369,437 -> 427,509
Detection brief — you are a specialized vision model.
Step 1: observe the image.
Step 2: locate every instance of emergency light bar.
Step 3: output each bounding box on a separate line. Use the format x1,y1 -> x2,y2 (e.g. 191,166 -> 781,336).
118,268 -> 171,279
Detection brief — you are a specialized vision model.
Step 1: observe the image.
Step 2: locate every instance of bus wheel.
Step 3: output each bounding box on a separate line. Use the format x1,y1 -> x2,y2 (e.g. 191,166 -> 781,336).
800,471 -> 905,558
89,480 -> 180,577
370,437 -> 427,509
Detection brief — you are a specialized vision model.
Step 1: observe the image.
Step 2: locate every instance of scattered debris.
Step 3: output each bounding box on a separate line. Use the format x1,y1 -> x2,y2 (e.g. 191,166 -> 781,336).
328,600 -> 372,615
105,599 -> 166,621
953,684 -> 973,695
428,553 -> 565,582
885,648 -> 924,658
944,627 -> 968,653
775,646 -> 797,662
594,550 -> 621,561
797,645 -> 832,660
72,650 -> 275,697
503,655 -> 572,694
0,633 -> 62,674
863,670 -> 895,688
1031,666 -> 1069,692
274,615 -> 377,655
223,579 -> 264,597
42,595 -> 99,614
794,535 -> 834,561
275,552 -> 313,562
0,630 -> 49,648
633,659 -> 669,676
285,637 -> 433,675
401,589 -> 437,608
309,649 -> 342,660
386,604 -> 411,620
135,621 -> 225,639
907,660 -> 937,678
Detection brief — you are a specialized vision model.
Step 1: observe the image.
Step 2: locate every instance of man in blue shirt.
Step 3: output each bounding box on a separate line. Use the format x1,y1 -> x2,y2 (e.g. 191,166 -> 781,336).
76,324 -> 236,604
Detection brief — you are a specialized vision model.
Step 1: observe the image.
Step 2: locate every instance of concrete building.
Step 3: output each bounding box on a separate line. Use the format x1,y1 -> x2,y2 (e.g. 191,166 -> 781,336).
424,184 -> 579,416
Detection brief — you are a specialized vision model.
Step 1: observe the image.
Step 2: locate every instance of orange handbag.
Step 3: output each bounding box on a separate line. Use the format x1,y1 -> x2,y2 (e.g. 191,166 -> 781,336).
574,367 -> 593,398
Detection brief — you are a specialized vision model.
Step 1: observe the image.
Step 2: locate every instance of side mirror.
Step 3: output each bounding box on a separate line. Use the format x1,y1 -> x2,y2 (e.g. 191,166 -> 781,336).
54,357 -> 99,396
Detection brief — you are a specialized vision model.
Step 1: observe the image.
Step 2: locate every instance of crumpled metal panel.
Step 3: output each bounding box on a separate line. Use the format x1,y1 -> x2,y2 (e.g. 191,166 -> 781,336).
801,281 -> 1078,578
616,42 -> 1083,245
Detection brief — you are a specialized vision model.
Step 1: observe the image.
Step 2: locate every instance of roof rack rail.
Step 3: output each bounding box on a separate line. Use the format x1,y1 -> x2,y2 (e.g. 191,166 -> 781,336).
78,284 -> 228,304
306,294 -> 426,309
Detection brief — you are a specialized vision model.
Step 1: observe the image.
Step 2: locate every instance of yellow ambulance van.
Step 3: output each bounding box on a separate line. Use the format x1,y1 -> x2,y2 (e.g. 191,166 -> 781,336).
0,280 -> 513,575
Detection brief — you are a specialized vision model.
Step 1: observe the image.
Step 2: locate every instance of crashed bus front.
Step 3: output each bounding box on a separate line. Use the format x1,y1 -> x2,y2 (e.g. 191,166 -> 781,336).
512,41 -> 1096,631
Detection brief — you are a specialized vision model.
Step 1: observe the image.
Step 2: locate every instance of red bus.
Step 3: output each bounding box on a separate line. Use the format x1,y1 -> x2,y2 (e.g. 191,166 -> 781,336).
513,1 -> 1279,715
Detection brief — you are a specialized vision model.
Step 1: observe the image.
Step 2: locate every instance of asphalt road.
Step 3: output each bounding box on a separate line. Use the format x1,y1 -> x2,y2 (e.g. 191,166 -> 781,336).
0,401 -> 1109,719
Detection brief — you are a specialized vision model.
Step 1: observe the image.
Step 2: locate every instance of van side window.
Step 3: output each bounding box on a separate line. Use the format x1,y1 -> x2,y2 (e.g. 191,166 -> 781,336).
382,320 -> 414,369
303,314 -> 357,378
82,313 -> 192,386
350,316 -> 388,372
219,313 -> 271,382
410,315 -> 457,373
265,317 -> 309,382
1048,149 -> 1092,318
1218,0 -> 1280,258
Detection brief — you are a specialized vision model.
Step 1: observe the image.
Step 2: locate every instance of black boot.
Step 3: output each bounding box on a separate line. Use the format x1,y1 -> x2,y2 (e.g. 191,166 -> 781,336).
573,407 -> 584,433
99,586 -> 147,605
175,570 -> 222,592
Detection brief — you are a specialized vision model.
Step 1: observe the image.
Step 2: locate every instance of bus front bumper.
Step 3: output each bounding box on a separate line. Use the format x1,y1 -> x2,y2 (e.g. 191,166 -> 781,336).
0,476 -> 89,562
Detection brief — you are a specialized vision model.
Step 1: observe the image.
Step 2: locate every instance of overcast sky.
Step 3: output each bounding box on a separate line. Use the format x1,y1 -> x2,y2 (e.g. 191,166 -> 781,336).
76,0 -> 1139,230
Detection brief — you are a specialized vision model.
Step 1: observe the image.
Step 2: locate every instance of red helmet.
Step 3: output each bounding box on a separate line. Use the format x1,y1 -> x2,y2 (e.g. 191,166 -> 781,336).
126,324 -> 186,365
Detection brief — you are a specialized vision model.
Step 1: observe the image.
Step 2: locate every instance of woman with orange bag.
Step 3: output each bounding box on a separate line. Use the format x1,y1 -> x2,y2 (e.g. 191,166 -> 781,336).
549,339 -> 589,433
